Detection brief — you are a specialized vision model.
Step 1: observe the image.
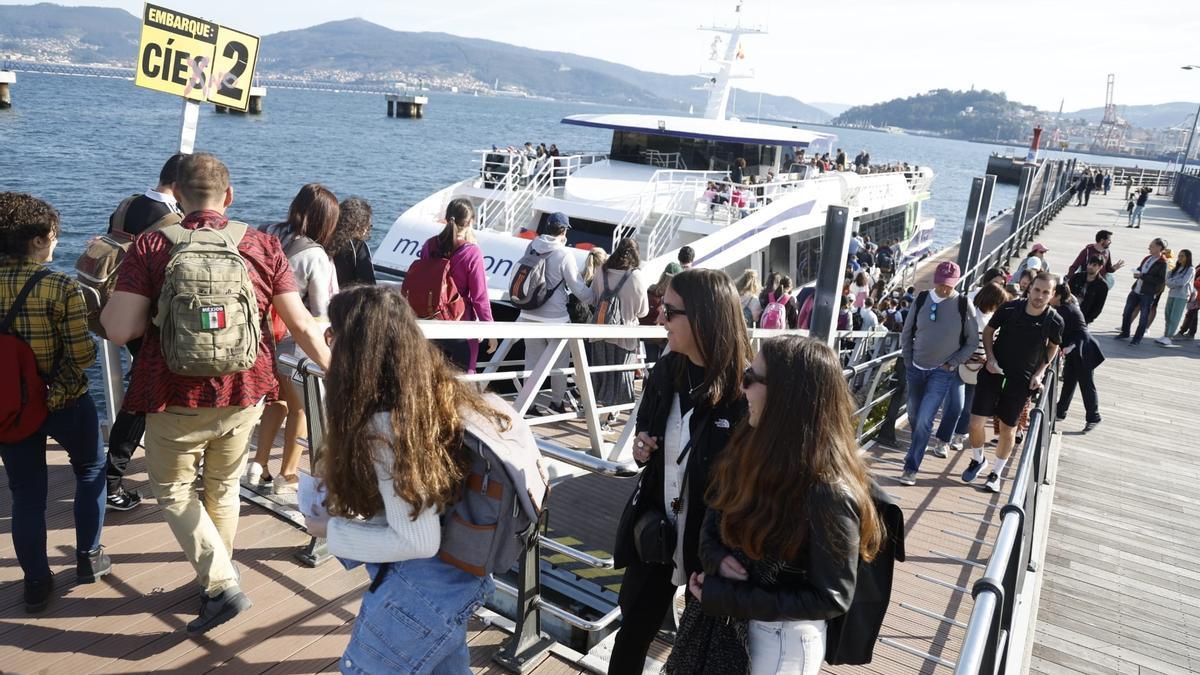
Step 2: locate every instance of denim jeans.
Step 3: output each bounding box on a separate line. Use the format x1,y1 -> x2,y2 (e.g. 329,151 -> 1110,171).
1129,204 -> 1145,227
342,557 -> 494,675
904,366 -> 961,473
1119,291 -> 1155,342
749,619 -> 826,675
936,382 -> 975,441
0,394 -> 106,580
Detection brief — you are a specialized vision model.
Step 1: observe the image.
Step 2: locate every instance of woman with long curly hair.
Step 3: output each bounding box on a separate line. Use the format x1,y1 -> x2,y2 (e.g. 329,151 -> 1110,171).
304,284 -> 510,674
688,336 -> 883,674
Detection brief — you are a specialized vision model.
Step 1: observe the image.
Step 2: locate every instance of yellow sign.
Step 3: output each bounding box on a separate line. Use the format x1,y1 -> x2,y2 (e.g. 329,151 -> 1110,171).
134,3 -> 260,111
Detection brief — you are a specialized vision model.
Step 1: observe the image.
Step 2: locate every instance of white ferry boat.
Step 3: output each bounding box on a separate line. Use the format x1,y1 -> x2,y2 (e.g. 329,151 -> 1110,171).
373,7 -> 936,297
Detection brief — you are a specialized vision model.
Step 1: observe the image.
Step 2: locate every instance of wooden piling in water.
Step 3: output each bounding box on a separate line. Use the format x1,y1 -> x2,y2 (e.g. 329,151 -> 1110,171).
0,71 -> 15,109
386,93 -> 428,119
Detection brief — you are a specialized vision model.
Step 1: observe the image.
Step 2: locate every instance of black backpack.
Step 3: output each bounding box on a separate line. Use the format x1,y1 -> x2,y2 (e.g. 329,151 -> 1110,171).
825,480 -> 906,665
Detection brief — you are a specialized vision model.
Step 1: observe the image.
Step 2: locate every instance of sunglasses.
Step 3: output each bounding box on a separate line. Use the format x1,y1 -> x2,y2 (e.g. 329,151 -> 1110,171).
662,304 -> 688,321
929,300 -> 939,323
742,366 -> 768,388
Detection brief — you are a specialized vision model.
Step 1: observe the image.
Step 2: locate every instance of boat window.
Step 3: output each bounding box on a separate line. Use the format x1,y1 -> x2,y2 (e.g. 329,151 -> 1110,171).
610,131 -> 779,178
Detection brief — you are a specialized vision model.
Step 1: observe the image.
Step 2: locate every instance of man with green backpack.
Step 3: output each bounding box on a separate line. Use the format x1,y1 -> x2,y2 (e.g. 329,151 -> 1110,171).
101,153 -> 331,635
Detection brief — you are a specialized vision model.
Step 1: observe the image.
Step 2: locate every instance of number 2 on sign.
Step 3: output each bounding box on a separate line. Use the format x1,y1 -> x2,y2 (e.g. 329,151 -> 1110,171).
181,51 -> 243,100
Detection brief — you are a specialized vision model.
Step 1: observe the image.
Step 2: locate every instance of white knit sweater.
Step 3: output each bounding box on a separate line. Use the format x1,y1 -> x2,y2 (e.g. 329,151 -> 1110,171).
325,414 -> 441,563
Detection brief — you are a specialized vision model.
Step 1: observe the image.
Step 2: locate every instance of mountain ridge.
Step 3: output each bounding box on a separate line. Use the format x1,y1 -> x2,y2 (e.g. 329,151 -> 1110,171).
0,5 -> 831,121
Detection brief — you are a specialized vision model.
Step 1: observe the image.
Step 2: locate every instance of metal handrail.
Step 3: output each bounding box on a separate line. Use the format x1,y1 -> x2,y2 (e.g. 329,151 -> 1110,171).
955,363 -> 1058,674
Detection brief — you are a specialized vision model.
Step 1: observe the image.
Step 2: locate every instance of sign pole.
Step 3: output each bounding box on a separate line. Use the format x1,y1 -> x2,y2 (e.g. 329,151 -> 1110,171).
179,99 -> 200,154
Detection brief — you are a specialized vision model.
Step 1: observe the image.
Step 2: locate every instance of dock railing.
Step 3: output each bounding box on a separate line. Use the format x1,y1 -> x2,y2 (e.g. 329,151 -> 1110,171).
959,181 -> 1073,290
95,320 -> 903,671
954,360 -> 1058,675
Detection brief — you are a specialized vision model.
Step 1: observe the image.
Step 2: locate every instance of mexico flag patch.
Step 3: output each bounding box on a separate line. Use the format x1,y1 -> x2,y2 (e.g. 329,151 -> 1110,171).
200,306 -> 227,330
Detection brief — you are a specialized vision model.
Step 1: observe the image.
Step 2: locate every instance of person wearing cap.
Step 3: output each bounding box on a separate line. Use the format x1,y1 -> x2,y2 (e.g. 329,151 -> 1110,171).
962,272 -> 1063,493
896,261 -> 979,486
1014,243 -> 1051,281
517,212 -> 595,414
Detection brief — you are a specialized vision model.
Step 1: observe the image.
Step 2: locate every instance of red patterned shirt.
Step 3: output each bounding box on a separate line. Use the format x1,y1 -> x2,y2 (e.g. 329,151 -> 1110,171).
115,211 -> 298,413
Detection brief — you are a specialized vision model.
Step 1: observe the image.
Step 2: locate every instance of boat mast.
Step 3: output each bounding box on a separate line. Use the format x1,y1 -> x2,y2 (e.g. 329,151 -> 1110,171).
699,0 -> 765,121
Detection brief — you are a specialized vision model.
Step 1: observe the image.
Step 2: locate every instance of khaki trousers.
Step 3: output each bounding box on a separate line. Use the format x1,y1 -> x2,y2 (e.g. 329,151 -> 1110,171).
145,403 -> 262,596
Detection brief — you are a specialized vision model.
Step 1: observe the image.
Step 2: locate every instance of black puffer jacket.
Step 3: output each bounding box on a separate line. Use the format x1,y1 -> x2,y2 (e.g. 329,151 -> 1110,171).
697,484 -> 860,621
612,351 -> 747,575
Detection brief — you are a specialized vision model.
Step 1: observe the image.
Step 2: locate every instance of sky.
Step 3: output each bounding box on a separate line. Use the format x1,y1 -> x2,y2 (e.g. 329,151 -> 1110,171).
8,0 -> 1200,111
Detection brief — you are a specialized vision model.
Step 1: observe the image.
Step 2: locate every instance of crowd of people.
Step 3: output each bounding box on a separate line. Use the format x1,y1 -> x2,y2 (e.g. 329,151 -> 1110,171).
1,150 -> 907,673
2,148 -> 1193,673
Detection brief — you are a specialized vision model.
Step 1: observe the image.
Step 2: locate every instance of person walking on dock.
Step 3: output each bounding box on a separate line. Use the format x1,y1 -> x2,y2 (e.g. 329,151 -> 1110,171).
1068,256 -> 1112,324
1052,283 -> 1104,432
329,197 -> 377,288
610,269 -> 749,675
0,192 -> 109,614
100,153 -> 185,512
1116,237 -> 1168,345
672,336 -> 885,674
962,272 -> 1063,494
589,237 -> 649,431
1128,187 -> 1150,228
515,212 -> 595,415
1157,249 -> 1194,348
896,262 -> 979,486
1067,229 -> 1125,278
100,153 -> 332,635
1103,172 -> 1112,195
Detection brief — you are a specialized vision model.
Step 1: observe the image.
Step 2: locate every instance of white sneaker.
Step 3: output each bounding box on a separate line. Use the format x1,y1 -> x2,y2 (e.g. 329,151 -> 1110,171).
242,462 -> 269,487
950,434 -> 965,451
984,472 -> 1002,493
931,442 -> 949,459
1156,336 -> 1177,348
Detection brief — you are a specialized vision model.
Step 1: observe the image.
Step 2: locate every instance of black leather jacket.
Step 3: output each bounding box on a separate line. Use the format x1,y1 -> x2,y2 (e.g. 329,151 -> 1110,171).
612,351 -> 747,575
698,484 -> 860,622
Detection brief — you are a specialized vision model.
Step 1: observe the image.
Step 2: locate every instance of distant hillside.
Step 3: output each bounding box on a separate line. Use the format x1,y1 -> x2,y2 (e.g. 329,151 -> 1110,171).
833,89 -> 1038,140
1065,102 -> 1199,129
0,4 -> 831,121
0,3 -> 138,63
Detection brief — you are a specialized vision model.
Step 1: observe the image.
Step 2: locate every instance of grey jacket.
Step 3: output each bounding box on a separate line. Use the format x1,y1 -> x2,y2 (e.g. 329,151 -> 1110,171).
517,235 -> 595,322
900,290 -> 980,370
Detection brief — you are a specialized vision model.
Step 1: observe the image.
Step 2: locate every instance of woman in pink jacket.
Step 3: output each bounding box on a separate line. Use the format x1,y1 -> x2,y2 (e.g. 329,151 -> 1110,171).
419,198 -> 495,372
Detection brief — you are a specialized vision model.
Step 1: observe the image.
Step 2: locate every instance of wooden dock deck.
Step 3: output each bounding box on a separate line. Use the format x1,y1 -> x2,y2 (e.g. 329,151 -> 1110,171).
0,449 -> 589,674
1019,190 -> 1200,674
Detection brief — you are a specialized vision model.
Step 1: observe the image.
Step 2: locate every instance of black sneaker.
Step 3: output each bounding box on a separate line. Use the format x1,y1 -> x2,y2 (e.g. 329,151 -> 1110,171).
1113,333 -> 1129,340
875,435 -> 899,449
548,401 -> 576,415
106,487 -> 142,511
24,574 -> 54,614
77,547 -> 113,584
186,587 -> 253,635
1083,419 -> 1101,433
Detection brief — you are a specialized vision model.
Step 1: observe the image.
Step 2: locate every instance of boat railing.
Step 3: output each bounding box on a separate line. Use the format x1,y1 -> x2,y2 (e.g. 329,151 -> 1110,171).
955,359 -> 1058,674
472,150 -> 557,233
550,152 -> 610,193
640,150 -> 686,169
94,319 -> 905,668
